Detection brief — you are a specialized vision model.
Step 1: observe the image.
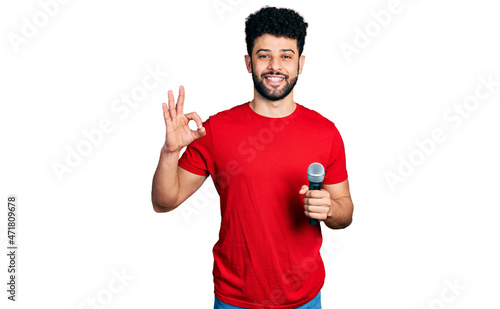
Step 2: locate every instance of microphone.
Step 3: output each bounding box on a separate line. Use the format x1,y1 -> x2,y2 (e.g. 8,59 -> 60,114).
307,163 -> 325,226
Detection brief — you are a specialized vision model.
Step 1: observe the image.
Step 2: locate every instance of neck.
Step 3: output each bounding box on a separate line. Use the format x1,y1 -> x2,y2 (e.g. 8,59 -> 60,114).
250,90 -> 296,118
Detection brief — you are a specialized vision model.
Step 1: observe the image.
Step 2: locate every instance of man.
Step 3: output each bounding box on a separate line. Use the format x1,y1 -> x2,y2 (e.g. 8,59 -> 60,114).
151,6 -> 353,309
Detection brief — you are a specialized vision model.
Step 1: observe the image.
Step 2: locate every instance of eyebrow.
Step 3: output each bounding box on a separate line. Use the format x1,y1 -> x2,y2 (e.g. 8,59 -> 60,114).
256,49 -> 296,54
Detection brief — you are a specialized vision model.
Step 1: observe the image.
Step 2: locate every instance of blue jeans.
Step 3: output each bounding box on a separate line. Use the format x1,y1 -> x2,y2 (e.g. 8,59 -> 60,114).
214,291 -> 321,309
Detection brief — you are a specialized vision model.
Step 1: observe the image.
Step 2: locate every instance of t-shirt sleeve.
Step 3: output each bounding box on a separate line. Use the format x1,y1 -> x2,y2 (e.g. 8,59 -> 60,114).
322,125 -> 348,184
178,118 -> 213,177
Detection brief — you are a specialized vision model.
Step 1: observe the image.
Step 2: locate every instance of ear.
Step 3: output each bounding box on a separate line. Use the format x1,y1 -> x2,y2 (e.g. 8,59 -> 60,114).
298,55 -> 305,74
245,54 -> 252,73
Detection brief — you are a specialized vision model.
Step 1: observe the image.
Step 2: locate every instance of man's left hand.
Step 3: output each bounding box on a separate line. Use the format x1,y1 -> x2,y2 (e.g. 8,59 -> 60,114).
299,185 -> 331,221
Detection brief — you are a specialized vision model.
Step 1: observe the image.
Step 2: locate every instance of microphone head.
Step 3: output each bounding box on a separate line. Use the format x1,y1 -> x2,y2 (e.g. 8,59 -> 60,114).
307,162 -> 325,183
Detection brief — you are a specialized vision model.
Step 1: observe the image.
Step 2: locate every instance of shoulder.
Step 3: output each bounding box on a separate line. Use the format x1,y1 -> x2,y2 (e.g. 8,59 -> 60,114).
208,102 -> 249,123
297,103 -> 339,132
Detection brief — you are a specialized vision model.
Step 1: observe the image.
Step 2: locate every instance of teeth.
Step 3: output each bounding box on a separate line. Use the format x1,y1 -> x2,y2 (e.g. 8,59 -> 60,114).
266,77 -> 284,81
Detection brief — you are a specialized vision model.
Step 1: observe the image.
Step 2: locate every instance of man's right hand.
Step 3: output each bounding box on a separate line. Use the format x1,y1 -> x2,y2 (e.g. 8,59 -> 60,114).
162,85 -> 206,153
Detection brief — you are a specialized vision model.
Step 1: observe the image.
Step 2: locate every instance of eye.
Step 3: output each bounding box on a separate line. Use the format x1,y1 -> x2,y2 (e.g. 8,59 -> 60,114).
259,55 -> 269,59
283,55 -> 291,59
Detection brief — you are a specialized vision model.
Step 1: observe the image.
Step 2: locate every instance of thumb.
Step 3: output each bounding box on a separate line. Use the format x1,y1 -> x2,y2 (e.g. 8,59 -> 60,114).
192,126 -> 206,139
299,185 -> 309,194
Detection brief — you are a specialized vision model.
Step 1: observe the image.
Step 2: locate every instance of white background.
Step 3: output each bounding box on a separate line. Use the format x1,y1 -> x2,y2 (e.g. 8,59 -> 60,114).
1,0 -> 499,308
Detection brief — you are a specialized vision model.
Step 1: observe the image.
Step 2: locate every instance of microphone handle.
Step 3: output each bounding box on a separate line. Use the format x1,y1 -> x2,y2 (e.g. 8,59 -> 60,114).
309,182 -> 322,225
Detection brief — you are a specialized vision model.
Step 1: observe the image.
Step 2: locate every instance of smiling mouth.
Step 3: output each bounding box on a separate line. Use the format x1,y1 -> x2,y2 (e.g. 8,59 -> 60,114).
265,76 -> 284,81
264,74 -> 286,85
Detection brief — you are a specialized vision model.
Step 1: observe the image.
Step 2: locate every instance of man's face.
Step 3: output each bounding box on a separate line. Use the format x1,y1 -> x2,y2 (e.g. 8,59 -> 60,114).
245,34 -> 305,101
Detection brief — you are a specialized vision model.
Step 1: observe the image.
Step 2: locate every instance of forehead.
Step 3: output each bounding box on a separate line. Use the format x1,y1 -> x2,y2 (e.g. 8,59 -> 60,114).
253,34 -> 298,53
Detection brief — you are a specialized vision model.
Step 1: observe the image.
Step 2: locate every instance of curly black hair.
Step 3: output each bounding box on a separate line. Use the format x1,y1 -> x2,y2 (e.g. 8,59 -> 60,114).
245,6 -> 308,56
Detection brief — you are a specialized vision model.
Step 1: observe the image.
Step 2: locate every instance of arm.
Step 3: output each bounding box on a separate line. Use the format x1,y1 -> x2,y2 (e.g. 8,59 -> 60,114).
151,148 -> 207,212
299,179 -> 353,229
151,86 -> 207,212
322,180 -> 353,229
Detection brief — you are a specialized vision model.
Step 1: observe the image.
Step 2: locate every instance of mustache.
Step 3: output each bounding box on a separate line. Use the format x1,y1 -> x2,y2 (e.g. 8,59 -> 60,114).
262,72 -> 288,79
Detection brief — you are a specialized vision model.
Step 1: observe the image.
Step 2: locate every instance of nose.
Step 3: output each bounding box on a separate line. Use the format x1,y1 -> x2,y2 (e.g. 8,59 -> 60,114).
267,57 -> 281,72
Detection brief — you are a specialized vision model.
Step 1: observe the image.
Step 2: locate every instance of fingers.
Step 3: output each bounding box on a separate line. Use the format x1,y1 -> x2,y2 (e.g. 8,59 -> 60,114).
299,185 -> 309,194
165,86 -> 185,122
162,102 -> 168,115
176,85 -> 185,115
305,189 -> 328,198
193,126 -> 206,139
304,207 -> 328,221
167,90 -> 177,119
184,112 -> 203,129
303,189 -> 330,206
299,186 -> 326,198
303,197 -> 328,206
301,186 -> 330,220
184,112 -> 206,139
162,102 -> 172,126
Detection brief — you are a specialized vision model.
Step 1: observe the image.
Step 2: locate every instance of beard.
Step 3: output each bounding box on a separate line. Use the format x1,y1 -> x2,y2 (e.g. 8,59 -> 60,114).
251,63 -> 299,101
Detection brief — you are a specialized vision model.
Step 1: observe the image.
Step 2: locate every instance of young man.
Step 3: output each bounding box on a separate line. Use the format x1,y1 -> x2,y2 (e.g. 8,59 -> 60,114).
151,6 -> 353,309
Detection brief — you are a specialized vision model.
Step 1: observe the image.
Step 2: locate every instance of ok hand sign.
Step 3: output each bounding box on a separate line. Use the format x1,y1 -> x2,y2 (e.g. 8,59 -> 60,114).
162,86 -> 206,153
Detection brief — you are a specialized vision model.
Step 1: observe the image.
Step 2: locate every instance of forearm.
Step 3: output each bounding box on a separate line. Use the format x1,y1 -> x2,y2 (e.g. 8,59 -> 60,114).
324,196 -> 353,229
151,146 -> 181,212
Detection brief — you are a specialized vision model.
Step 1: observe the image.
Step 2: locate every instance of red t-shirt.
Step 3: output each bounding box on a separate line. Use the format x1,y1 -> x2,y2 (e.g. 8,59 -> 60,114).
178,102 -> 348,308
